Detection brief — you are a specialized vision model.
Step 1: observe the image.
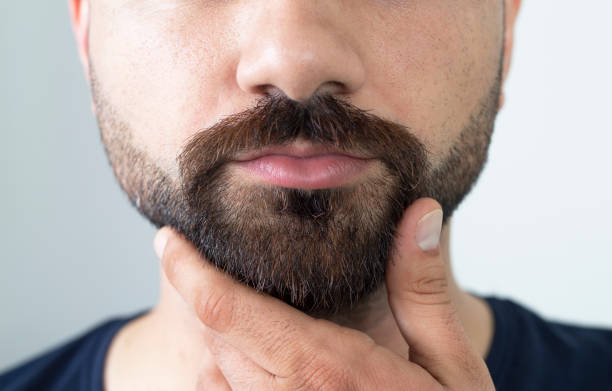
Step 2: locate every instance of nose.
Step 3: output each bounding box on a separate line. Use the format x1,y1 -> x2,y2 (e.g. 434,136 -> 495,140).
235,2 -> 366,102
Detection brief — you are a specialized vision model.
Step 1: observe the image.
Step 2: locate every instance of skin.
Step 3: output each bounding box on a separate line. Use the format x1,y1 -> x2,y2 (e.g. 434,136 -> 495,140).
69,0 -> 522,389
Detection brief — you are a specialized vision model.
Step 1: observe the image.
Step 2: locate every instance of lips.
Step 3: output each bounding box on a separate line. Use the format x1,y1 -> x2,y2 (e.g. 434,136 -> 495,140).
231,144 -> 375,190
233,143 -> 369,162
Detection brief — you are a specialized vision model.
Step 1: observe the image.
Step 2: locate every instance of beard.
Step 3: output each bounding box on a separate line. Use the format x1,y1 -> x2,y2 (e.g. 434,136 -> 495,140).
92,65 -> 501,317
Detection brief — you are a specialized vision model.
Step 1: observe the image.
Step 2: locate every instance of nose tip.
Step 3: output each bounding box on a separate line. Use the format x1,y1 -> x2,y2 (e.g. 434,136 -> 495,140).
235,6 -> 365,103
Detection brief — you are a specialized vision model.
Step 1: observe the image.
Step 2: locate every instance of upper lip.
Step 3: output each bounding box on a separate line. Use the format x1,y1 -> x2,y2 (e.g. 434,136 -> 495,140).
233,142 -> 372,162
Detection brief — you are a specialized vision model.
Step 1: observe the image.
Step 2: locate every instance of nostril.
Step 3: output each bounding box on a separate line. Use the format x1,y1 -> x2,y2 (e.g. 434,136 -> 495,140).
279,82 -> 350,103
257,84 -> 285,98
315,81 -> 348,97
252,81 -> 348,102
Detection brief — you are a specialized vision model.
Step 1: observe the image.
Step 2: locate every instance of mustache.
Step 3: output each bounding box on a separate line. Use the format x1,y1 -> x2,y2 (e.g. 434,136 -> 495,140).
178,94 -> 429,192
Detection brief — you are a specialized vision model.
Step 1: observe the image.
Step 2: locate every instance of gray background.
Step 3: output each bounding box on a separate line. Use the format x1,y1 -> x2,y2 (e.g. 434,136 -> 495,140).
1,1 -> 611,371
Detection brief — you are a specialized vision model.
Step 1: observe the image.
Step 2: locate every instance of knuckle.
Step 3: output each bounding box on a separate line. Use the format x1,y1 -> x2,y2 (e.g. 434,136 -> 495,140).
308,364 -> 348,391
284,330 -> 371,391
412,275 -> 448,295
194,284 -> 235,332
255,318 -> 301,365
402,264 -> 452,305
291,355 -> 349,391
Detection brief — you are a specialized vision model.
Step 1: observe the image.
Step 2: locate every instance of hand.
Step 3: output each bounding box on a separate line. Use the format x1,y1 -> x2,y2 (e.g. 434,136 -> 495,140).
154,198 -> 495,390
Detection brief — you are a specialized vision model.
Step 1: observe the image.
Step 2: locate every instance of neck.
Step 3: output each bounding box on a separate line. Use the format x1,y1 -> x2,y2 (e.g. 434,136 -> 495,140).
104,219 -> 493,389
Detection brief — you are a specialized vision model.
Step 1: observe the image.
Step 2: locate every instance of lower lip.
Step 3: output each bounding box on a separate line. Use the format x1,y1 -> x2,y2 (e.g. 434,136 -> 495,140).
233,154 -> 373,189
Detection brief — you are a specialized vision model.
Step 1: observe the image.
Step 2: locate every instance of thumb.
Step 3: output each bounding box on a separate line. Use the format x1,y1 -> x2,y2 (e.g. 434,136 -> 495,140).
386,198 -> 486,387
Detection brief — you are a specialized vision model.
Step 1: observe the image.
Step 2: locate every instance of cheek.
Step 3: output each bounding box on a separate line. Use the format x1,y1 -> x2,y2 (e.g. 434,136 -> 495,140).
357,2 -> 503,160
89,4 -> 237,171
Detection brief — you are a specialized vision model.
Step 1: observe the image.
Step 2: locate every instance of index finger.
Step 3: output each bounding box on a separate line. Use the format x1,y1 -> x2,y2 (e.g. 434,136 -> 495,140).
156,227 -> 320,377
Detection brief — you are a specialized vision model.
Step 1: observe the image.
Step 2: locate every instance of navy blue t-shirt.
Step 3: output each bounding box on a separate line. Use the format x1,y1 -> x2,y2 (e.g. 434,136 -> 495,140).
1,298 -> 611,390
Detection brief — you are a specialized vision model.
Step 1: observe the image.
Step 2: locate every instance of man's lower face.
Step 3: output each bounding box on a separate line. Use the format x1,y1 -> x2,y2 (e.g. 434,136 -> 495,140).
94,70 -> 501,317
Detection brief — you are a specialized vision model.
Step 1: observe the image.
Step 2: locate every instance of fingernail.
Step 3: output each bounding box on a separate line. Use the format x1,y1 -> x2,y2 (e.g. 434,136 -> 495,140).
154,230 -> 169,259
416,209 -> 443,252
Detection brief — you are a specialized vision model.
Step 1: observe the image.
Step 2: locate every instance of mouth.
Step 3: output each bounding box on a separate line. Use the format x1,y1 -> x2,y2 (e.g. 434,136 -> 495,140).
230,142 -> 376,190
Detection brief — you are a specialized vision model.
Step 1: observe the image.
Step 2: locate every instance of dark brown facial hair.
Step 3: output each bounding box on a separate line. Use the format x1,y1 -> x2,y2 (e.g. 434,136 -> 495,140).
92,64 -> 501,317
